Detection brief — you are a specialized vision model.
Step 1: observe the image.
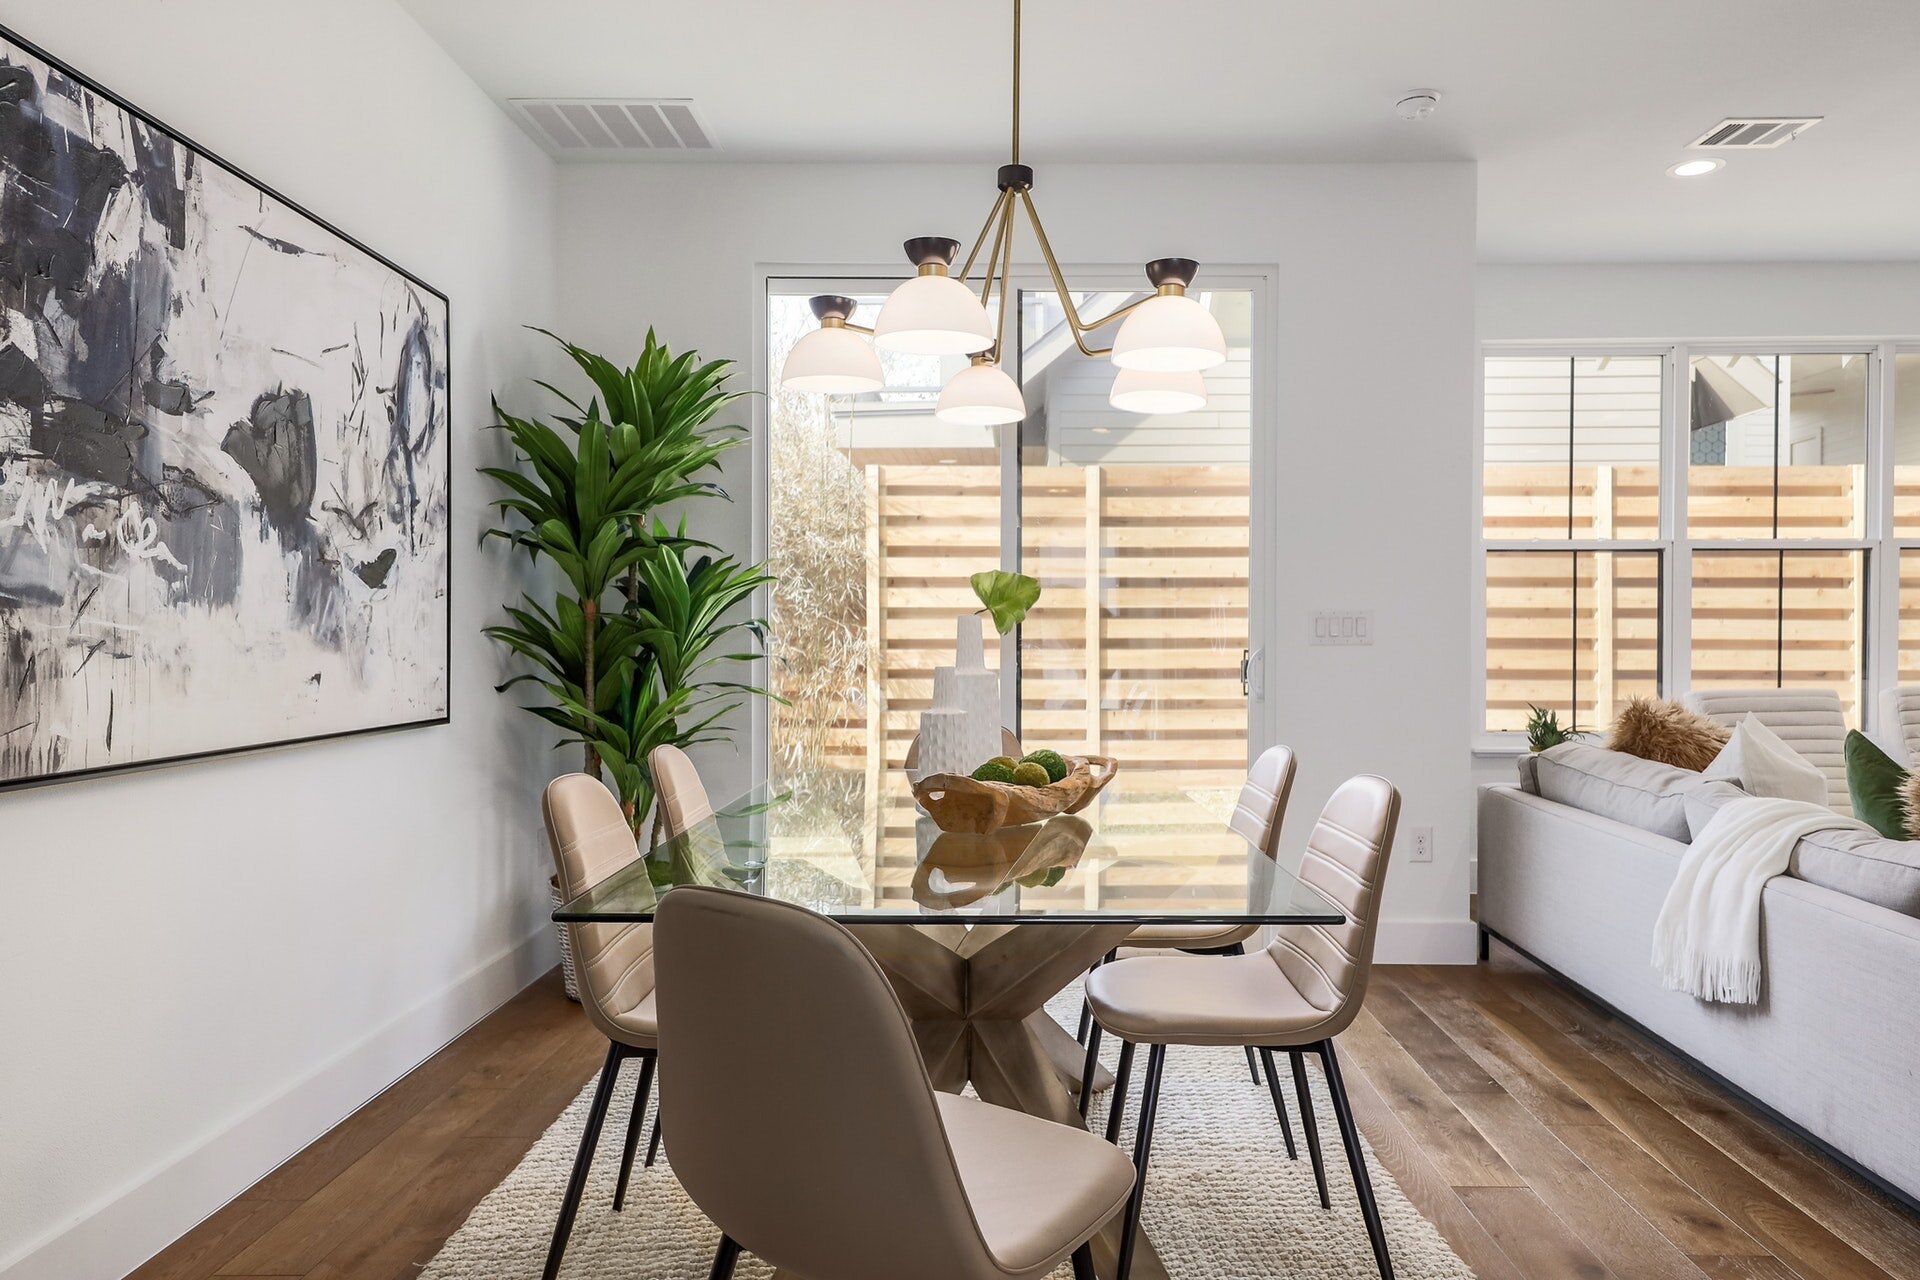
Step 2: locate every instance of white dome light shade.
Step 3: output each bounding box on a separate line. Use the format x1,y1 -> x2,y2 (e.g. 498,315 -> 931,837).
1110,293 -> 1228,372
935,362 -> 1026,426
874,273 -> 995,356
1109,368 -> 1207,415
781,324 -> 883,394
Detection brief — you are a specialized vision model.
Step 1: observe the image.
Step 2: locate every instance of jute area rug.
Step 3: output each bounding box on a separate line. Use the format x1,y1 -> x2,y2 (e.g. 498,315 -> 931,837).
422,985 -> 1477,1279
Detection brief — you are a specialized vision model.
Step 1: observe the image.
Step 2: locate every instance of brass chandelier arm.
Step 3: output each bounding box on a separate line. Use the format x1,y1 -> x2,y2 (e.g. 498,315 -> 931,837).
957,187 -> 1013,288
1017,190 -> 1153,359
991,189 -> 1018,361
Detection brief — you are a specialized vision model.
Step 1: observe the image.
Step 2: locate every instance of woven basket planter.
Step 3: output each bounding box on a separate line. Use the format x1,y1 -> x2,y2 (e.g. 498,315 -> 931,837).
550,875 -> 580,1002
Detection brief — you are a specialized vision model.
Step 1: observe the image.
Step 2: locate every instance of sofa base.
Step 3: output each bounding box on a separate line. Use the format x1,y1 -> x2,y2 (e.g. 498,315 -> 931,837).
1478,924 -> 1920,1221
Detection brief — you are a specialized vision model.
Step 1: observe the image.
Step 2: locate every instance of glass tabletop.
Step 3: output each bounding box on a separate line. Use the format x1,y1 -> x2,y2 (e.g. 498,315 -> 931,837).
554,776 -> 1344,926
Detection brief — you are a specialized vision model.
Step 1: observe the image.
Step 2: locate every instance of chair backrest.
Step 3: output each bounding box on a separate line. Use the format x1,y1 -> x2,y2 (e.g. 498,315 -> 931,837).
1264,774 -> 1400,1038
654,887 -> 996,1280
648,744 -> 714,838
1880,686 -> 1920,767
1230,744 -> 1299,858
1683,688 -> 1849,811
542,773 -> 654,1047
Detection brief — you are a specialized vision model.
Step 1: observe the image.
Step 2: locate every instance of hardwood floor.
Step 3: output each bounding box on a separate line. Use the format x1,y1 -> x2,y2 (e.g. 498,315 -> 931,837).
129,948 -> 1920,1280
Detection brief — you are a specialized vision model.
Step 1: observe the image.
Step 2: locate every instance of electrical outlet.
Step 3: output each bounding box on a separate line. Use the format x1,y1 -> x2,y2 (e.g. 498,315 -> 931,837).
1409,826 -> 1433,863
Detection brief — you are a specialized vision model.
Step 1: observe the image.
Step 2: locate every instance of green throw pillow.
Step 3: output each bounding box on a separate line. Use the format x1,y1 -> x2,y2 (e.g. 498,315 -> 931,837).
1844,730 -> 1910,839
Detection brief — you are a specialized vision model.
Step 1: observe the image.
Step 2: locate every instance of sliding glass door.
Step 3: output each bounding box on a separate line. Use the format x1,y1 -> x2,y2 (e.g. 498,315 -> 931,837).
762,279 -> 1263,907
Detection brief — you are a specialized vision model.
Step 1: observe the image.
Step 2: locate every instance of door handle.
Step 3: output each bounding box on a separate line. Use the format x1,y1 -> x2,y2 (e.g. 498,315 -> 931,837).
1240,649 -> 1251,697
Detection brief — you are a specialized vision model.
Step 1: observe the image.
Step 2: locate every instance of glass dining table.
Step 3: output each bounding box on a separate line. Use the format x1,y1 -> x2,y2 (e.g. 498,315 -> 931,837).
555,773 -> 1344,1280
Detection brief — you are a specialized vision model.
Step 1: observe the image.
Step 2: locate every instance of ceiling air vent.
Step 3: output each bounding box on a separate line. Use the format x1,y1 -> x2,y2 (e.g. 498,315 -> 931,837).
1688,117 -> 1822,150
510,99 -> 716,155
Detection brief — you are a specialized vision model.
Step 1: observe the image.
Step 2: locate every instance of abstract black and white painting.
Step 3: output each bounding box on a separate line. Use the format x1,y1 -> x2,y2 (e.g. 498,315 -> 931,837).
0,28 -> 450,788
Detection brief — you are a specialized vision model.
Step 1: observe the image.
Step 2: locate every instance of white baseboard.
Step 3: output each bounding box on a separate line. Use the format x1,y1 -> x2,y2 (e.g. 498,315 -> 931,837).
2,927 -> 559,1280
1374,917 -> 1480,965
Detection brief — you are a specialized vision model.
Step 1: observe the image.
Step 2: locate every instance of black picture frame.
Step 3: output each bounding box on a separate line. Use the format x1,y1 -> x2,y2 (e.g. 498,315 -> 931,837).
0,21 -> 455,794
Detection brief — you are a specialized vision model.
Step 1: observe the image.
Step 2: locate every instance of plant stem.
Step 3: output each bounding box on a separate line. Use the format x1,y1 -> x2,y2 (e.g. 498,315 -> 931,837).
582,594 -> 600,778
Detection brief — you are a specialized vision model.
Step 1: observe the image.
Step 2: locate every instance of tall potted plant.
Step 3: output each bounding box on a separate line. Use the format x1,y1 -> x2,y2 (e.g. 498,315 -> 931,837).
484,330 -> 775,839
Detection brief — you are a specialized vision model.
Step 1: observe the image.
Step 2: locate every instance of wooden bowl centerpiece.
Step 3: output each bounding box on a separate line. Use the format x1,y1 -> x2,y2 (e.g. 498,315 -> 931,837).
912,755 -> 1119,834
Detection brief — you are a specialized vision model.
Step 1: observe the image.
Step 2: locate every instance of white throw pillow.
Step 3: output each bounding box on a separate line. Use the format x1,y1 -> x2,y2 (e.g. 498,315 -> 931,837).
1702,714 -> 1827,806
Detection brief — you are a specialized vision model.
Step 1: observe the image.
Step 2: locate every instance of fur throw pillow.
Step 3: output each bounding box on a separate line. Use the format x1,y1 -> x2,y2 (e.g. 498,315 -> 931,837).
1899,771 -> 1920,841
1608,697 -> 1730,771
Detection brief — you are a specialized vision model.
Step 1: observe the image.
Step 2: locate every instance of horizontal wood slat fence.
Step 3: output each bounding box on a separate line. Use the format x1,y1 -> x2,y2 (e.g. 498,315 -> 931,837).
1484,463 -> 1872,733
769,463 -> 1252,910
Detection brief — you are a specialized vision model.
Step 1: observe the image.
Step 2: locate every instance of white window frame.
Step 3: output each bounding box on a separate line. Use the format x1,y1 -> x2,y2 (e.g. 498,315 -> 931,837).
1475,337 -> 1913,755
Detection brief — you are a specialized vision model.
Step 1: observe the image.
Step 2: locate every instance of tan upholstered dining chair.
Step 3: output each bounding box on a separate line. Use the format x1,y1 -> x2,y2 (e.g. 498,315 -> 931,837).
1076,745 -> 1300,1133
1083,774 -> 1402,1280
538,772 -> 662,1280
535,746 -> 717,1279
655,885 -> 1136,1280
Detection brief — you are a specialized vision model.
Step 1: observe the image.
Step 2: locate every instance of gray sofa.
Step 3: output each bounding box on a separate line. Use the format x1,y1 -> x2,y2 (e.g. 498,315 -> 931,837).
1477,748 -> 1920,1208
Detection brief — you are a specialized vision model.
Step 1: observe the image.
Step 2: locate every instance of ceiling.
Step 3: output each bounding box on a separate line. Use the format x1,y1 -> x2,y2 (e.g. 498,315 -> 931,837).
398,0 -> 1920,262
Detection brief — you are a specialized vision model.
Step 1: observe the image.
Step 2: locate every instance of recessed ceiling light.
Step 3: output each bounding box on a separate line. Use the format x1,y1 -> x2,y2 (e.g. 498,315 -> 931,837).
1668,158 -> 1724,178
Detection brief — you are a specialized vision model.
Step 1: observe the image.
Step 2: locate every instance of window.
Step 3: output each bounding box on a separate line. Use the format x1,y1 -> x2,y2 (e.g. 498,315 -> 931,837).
1479,344 -> 1906,742
1687,353 -> 1869,721
1481,355 -> 1663,732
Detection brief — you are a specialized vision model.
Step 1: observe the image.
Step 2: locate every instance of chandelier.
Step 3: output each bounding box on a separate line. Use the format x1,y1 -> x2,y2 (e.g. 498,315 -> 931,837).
778,0 -> 1227,424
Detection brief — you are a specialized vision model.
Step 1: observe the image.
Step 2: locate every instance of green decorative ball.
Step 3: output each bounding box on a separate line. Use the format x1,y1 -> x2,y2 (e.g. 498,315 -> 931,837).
1021,749 -> 1069,783
971,761 -> 1016,783
1010,761 -> 1052,788
987,755 -> 1018,771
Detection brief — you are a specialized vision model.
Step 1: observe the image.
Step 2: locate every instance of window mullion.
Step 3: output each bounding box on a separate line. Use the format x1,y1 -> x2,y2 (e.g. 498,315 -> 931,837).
1667,345 -> 1692,699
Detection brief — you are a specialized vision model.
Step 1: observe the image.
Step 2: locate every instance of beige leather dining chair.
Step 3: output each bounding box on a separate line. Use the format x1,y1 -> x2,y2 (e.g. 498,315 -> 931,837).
1077,745 -> 1299,1124
539,772 -> 662,1280
1083,774 -> 1401,1280
655,885 -> 1136,1280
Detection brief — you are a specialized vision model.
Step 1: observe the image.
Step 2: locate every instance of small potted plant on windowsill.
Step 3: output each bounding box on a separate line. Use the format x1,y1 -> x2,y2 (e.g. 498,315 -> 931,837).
1524,704 -> 1582,752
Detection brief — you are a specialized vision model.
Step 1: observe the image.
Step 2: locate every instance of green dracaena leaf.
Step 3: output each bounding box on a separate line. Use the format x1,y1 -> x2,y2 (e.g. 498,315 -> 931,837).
969,570 -> 1042,636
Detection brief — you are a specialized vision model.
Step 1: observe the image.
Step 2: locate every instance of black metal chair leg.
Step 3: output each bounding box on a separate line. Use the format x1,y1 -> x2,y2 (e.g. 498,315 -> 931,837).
1258,1048 -> 1298,1159
1104,1040 -> 1136,1144
644,1111 -> 664,1167
1071,1241 -> 1097,1280
708,1233 -> 741,1280
612,1052 -> 656,1211
1116,1044 -> 1167,1280
1321,1040 -> 1395,1280
1290,1048 -> 1330,1209
1076,998 -> 1093,1045
1244,1045 -> 1262,1084
1078,1020 -> 1104,1118
542,1041 -> 623,1280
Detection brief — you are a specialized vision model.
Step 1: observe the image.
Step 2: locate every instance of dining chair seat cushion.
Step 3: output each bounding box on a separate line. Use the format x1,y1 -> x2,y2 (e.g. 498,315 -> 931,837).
1123,921 -> 1258,950
1085,950 -> 1336,1047
605,987 -> 658,1042
933,1092 -> 1135,1275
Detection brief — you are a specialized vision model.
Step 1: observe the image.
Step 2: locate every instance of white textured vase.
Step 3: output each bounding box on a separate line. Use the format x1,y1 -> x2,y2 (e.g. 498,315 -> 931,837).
917,666 -> 971,785
953,613 -> 1003,767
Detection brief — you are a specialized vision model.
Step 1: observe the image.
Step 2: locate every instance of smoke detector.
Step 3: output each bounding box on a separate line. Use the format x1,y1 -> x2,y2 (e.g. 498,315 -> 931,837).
1396,90 -> 1441,122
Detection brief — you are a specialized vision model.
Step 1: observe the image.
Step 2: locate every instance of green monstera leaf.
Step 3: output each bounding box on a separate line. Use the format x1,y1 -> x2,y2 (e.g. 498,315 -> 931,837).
971,570 -> 1042,636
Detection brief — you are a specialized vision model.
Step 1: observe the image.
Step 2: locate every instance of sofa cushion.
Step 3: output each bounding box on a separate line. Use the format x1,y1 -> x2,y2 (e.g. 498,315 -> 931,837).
1790,827 -> 1920,918
1844,729 -> 1910,839
1702,715 -> 1827,806
1684,777 -> 1920,917
1532,743 -> 1701,842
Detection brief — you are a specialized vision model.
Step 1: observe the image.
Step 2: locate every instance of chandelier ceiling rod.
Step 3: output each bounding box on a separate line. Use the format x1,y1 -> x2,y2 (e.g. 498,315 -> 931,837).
777,0 -> 1227,410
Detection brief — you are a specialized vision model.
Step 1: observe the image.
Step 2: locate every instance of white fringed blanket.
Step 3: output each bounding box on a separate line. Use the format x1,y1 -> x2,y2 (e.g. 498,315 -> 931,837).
1652,796 -> 1870,1004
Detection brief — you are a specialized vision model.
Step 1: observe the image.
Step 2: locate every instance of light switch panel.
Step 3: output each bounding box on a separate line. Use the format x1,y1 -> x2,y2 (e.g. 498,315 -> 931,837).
1310,610 -> 1373,646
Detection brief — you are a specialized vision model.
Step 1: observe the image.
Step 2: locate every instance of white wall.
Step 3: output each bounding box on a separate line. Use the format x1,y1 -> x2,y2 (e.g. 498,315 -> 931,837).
555,161 -> 1480,964
0,4 -> 558,1277
1480,262 -> 1920,341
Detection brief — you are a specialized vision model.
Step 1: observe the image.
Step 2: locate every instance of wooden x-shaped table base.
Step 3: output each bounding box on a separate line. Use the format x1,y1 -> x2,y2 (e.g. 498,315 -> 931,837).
838,921 -> 1171,1280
